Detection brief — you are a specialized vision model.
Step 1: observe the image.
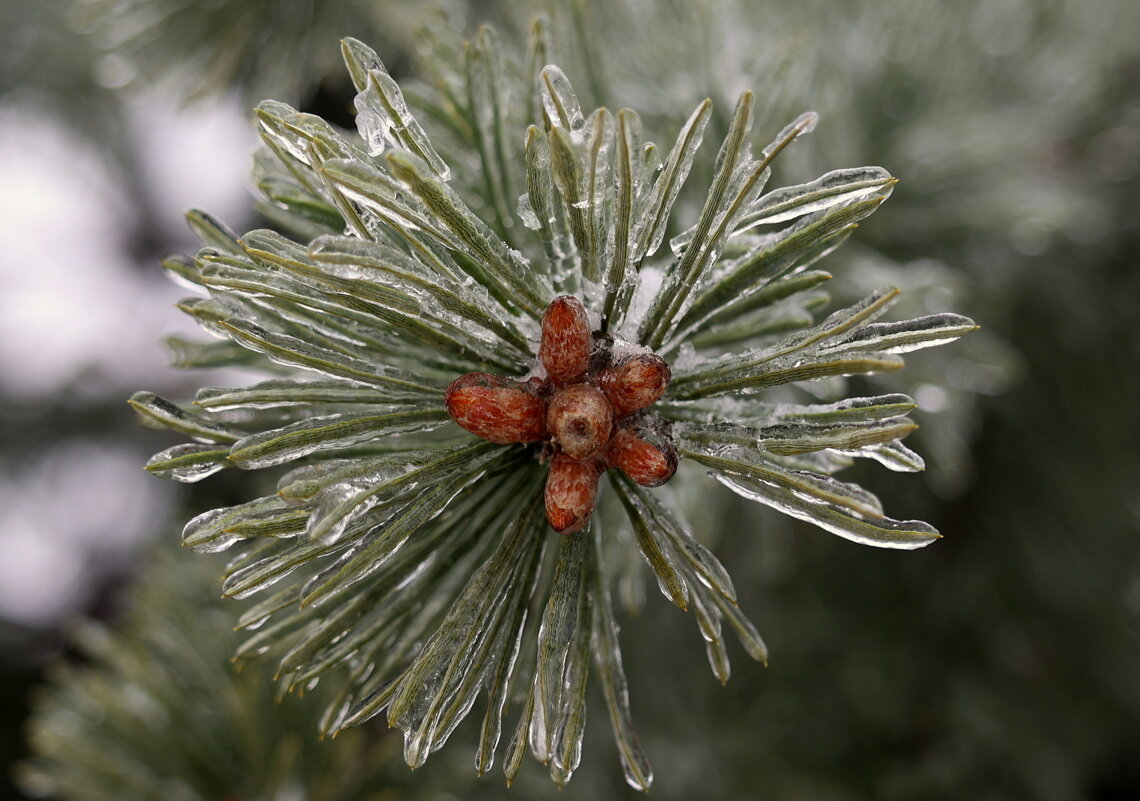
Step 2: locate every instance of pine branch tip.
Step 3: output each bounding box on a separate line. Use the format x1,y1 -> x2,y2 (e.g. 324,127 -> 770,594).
794,110 -> 819,134
121,19 -> 979,790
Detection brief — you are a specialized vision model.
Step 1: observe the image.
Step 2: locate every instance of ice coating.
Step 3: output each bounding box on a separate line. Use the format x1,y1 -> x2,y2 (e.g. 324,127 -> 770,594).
354,101 -> 390,157
581,107 -> 616,284
122,34 -> 990,793
737,166 -> 895,231
355,69 -> 452,180
516,192 -> 541,230
540,65 -> 586,133
617,265 -> 664,341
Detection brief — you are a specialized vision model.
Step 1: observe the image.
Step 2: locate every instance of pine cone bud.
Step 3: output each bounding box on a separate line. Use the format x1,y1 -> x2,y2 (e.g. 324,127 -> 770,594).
546,383 -> 613,460
596,353 -> 671,418
545,454 -> 604,534
539,295 -> 592,386
445,372 -> 546,443
603,426 -> 678,487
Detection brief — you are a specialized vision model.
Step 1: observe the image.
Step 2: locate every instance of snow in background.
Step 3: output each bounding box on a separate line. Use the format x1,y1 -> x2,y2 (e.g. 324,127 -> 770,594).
0,93 -> 254,628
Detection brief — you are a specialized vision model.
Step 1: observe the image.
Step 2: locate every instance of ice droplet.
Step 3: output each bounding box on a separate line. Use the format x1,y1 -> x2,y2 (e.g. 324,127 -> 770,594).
516,193 -> 541,230
355,105 -> 390,157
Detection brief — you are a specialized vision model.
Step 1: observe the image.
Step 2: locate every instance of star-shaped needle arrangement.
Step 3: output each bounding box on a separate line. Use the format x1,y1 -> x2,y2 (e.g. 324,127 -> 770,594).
130,28 -> 978,789
445,295 -> 676,533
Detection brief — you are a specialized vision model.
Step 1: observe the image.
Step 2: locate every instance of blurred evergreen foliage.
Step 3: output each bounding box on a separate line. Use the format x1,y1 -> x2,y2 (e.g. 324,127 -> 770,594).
73,0 -> 415,104
5,0 -> 1139,799
0,1 -> 120,140
19,548 -> 397,801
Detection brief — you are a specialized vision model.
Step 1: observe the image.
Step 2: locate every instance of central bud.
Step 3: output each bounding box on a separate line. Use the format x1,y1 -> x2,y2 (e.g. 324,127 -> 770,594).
444,295 -> 677,535
546,383 -> 613,460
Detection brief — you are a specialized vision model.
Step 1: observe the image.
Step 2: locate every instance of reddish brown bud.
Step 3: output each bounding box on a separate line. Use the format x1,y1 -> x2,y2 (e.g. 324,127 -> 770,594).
546,383 -> 613,460
545,454 -> 604,534
603,427 -> 677,487
539,295 -> 592,385
445,372 -> 546,443
596,353 -> 671,418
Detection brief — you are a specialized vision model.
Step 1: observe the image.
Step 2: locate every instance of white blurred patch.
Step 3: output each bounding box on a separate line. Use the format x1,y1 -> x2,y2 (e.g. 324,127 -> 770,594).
0,95 -> 254,400
125,91 -> 256,240
0,442 -> 169,628
0,95 -> 254,626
